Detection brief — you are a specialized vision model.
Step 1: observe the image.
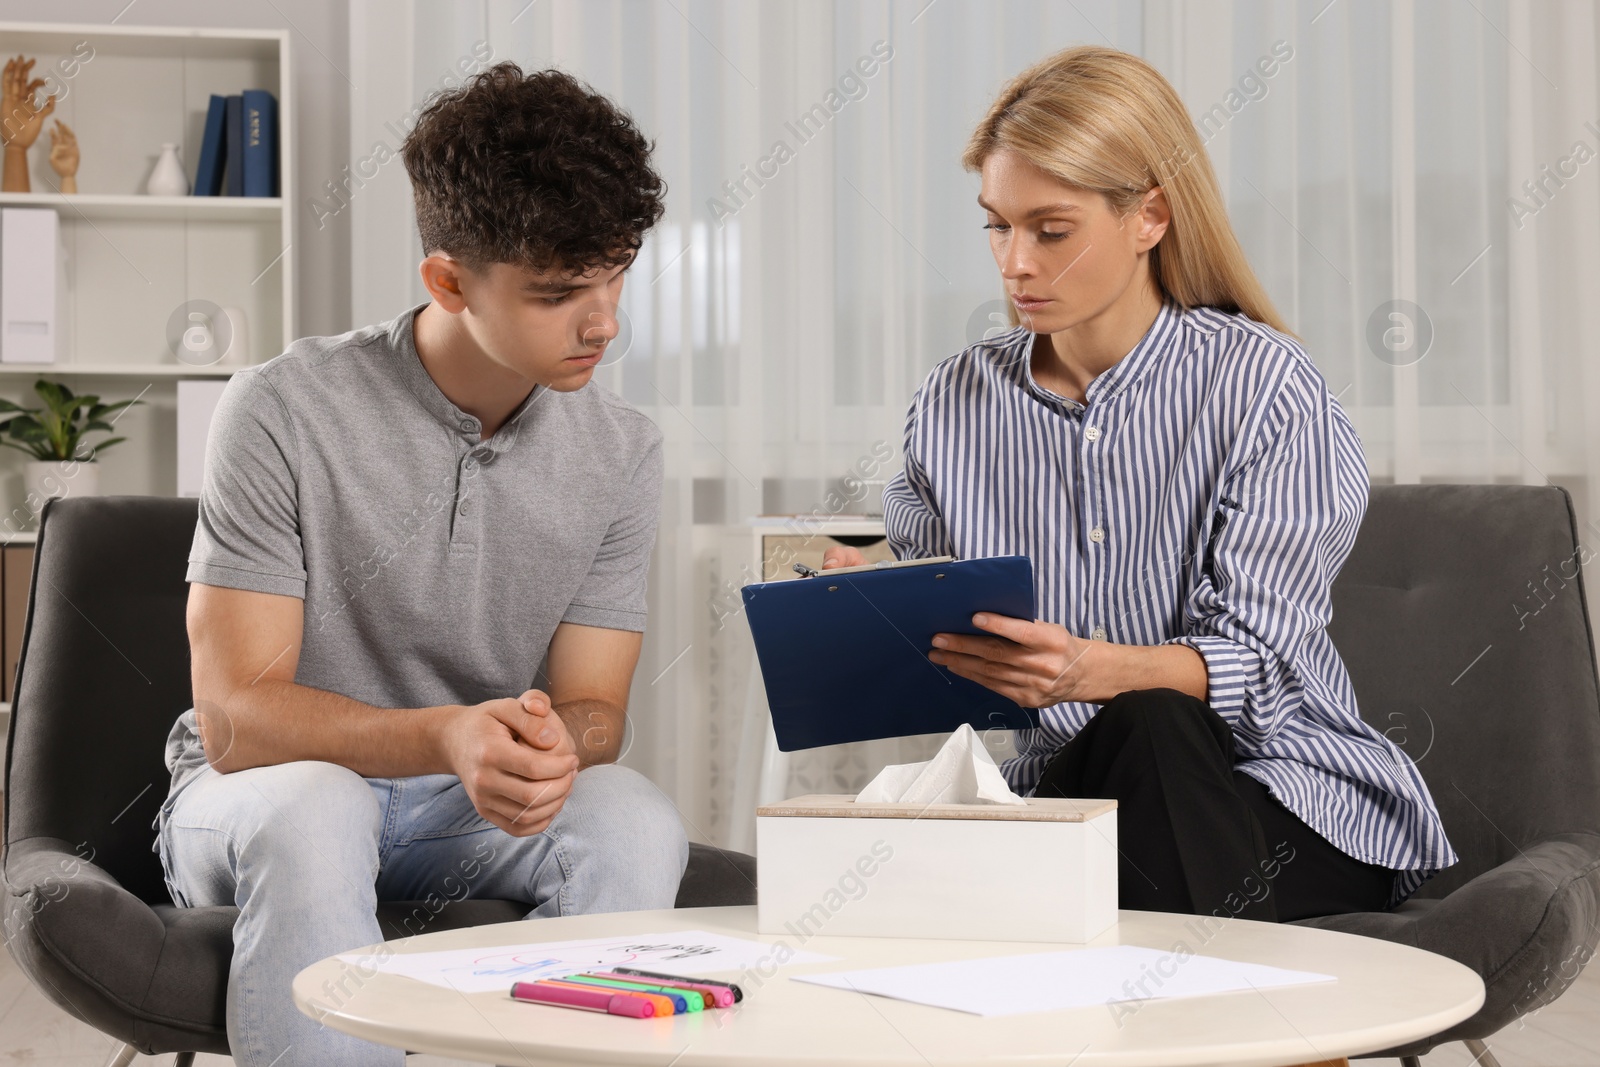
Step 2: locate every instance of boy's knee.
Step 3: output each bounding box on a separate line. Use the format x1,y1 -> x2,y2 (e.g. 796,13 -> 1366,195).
165,761 -> 383,908
565,765 -> 688,877
211,761 -> 381,854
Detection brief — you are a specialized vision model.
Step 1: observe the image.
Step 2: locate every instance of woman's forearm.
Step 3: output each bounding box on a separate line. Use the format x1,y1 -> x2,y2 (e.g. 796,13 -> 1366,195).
1082,641 -> 1208,704
932,614 -> 1211,709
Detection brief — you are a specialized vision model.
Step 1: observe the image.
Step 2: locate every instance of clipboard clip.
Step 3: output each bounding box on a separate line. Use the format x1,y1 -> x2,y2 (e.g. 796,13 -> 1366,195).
793,556 -> 958,580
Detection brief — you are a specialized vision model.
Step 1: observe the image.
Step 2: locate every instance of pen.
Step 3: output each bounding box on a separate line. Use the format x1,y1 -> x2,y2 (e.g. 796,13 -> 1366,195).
591,970 -> 732,1008
573,973 -> 703,1011
610,966 -> 744,1003
510,980 -> 655,1018
541,978 -> 681,1016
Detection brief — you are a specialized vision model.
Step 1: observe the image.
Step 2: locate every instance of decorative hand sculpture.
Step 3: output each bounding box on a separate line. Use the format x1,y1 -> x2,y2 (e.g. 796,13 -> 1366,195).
48,120 -> 77,194
1,55 -> 57,193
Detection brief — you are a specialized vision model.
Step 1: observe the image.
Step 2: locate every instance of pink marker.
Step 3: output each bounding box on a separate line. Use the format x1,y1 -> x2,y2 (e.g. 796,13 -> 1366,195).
511,980 -> 655,1018
592,970 -> 735,1008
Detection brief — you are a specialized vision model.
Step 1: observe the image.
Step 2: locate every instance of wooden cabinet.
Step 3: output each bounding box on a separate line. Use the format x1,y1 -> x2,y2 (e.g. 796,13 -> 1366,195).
749,518 -> 891,583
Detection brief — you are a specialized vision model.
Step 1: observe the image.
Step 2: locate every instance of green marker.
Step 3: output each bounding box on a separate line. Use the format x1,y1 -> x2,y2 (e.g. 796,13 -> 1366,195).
570,973 -> 704,1011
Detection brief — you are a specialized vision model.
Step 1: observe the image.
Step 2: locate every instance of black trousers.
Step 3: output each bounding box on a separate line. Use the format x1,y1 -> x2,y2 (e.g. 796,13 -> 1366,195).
1032,688 -> 1395,923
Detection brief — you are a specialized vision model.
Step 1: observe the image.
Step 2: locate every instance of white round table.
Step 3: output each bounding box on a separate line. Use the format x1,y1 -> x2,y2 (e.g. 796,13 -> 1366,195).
294,905 -> 1483,1066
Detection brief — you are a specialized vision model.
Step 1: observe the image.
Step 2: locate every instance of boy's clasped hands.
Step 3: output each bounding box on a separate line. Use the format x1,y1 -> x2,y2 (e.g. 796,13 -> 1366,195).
439,688 -> 580,838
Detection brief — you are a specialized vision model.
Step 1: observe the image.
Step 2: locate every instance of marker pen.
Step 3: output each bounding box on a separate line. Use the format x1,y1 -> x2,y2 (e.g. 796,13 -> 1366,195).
591,970 -> 732,1008
561,975 -> 695,1012
509,980 -> 655,1018
611,967 -> 744,1004
575,973 -> 704,1011
541,978 -> 681,1016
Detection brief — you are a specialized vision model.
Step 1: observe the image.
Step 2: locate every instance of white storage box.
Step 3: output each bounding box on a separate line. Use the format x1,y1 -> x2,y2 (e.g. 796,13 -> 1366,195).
755,793 -> 1118,943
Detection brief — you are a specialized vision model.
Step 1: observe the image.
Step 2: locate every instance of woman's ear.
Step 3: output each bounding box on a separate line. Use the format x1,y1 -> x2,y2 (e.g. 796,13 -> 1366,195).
1132,186 -> 1172,252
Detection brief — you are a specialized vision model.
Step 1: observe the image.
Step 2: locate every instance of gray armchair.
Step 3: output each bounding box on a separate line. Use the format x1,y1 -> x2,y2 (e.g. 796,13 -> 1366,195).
1301,483 -> 1600,1064
1,495 -> 756,1064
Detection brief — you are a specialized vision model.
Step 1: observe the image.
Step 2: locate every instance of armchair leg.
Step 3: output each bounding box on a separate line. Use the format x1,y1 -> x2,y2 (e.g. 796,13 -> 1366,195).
1400,1058 -> 1422,1067
1464,1038 -> 1503,1067
173,1055 -> 195,1066
102,1044 -> 135,1067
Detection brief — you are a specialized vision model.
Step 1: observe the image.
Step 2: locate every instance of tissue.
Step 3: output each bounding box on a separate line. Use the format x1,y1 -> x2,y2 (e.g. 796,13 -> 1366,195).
855,723 -> 1027,806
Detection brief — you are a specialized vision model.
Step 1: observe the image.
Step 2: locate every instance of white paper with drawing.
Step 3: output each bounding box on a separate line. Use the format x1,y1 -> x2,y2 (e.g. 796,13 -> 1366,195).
336,930 -> 835,994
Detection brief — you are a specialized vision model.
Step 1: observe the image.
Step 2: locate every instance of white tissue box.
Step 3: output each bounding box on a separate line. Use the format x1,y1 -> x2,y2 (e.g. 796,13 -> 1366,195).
755,793 -> 1118,943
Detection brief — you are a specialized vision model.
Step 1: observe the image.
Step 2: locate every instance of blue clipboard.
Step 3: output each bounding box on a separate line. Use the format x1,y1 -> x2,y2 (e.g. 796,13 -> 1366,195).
741,555 -> 1040,751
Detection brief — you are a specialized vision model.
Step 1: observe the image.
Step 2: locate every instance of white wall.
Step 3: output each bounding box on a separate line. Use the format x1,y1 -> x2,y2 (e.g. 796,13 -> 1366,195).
0,0 -> 354,338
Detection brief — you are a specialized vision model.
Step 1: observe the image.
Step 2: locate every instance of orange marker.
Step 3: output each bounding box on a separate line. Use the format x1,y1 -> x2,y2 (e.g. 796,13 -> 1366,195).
540,978 -> 678,1017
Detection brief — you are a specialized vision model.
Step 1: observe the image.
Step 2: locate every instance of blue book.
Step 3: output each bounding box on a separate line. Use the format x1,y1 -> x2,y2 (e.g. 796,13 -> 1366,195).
193,94 -> 227,196
224,95 -> 244,196
241,89 -> 277,197
741,555 -> 1040,750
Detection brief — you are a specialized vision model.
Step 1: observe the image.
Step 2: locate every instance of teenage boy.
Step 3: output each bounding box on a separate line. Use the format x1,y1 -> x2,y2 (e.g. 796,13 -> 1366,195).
154,63 -> 688,1067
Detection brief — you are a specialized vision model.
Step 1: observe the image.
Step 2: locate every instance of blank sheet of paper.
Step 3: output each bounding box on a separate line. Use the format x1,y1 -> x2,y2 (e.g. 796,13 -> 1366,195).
792,945 -> 1334,1017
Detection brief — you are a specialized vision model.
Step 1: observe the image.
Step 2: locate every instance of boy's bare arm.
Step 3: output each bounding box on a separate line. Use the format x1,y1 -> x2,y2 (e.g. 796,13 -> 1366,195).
187,582 -> 578,836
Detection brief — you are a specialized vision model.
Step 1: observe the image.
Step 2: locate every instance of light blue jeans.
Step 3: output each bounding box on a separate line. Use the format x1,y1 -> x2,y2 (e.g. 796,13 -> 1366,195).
156,760 -> 689,1067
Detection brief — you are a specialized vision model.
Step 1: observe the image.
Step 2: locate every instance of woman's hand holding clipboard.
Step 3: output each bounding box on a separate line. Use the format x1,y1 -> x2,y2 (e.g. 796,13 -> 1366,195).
824,545 -> 1096,711
741,552 -> 1041,750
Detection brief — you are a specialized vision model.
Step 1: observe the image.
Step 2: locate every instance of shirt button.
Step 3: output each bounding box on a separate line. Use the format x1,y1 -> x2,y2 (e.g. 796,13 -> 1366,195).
1091,626 -> 1108,641
470,446 -> 495,463
1089,526 -> 1105,543
457,501 -> 468,516
459,418 -> 475,433
1085,426 -> 1101,442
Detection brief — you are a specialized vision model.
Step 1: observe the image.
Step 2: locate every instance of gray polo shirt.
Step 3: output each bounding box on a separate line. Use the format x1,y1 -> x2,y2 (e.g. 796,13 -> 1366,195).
162,300 -> 663,797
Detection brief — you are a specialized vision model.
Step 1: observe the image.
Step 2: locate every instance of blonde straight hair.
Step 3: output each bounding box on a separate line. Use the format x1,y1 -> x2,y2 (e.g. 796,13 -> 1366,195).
964,46 -> 1291,336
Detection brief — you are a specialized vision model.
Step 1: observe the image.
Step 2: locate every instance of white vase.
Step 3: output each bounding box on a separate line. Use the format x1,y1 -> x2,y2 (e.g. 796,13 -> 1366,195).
147,143 -> 189,197
23,458 -> 98,525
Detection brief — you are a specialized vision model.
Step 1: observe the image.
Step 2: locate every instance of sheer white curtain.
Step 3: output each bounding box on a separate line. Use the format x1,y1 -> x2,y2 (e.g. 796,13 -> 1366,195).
347,0 -> 1600,850
1147,0 -> 1600,515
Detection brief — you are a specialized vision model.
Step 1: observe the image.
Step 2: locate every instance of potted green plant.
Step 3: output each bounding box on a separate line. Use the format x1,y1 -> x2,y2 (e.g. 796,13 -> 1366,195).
0,378 -> 140,511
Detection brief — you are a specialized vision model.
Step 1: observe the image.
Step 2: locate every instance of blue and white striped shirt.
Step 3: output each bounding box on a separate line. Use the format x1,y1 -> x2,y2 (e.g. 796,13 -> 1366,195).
883,299 -> 1458,906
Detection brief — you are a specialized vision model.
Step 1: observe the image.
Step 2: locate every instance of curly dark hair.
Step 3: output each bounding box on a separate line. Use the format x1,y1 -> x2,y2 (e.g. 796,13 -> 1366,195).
401,62 -> 666,276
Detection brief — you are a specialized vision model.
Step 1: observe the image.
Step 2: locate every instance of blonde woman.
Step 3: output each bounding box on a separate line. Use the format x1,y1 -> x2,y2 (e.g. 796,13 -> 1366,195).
825,46 -> 1457,929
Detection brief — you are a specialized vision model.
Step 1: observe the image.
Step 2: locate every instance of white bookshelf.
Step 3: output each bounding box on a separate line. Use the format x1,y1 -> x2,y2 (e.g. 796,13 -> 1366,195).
0,21 -> 294,512
0,363 -> 235,377
0,191 -> 284,222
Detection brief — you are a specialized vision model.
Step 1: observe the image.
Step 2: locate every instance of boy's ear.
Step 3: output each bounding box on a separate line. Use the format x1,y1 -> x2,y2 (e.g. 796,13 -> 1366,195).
419,253 -> 470,313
